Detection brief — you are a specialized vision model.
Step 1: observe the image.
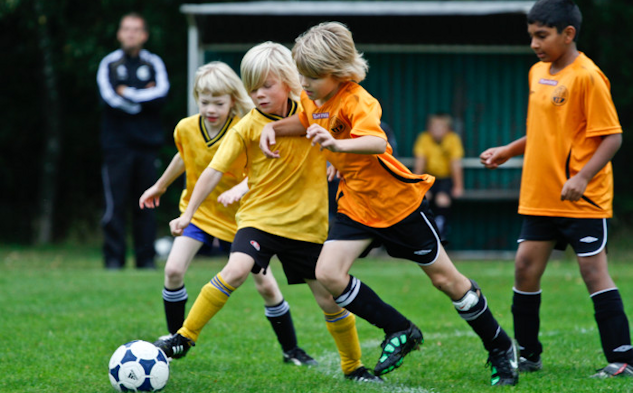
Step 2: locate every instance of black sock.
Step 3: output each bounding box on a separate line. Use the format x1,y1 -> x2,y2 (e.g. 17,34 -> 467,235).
512,289 -> 542,360
265,300 -> 297,353
162,285 -> 188,335
334,275 -> 408,334
592,289 -> 633,363
454,282 -> 511,352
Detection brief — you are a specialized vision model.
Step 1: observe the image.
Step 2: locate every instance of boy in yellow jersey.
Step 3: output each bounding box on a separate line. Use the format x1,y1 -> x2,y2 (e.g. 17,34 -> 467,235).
260,22 -> 518,386
413,113 -> 464,238
139,62 -> 316,366
480,0 -> 632,378
154,42 -> 380,382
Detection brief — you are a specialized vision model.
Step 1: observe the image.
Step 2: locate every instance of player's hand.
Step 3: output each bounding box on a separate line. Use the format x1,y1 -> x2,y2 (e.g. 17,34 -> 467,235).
169,216 -> 190,237
260,123 -> 280,158
217,188 -> 244,207
452,185 -> 464,198
139,185 -> 165,209
116,85 -> 128,96
326,164 -> 342,182
561,175 -> 588,202
479,146 -> 510,169
307,124 -> 339,152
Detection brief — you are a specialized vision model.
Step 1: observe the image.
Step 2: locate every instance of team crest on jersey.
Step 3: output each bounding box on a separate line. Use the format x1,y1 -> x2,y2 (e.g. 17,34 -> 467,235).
330,116 -> 348,134
313,112 -> 329,119
250,240 -> 261,251
137,65 -> 151,81
552,85 -> 569,106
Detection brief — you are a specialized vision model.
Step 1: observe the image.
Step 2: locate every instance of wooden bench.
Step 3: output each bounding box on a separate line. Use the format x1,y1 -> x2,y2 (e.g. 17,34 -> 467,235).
398,157 -> 523,201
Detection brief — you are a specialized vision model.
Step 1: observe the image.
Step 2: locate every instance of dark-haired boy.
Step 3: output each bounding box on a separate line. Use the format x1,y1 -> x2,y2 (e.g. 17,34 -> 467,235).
480,0 -> 633,378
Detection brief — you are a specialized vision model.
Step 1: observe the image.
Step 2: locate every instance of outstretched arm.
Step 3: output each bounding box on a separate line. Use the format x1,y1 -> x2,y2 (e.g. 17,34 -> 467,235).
170,167 -> 223,236
139,153 -> 185,209
260,114 -> 307,158
306,124 -> 387,154
561,133 -> 621,201
480,136 -> 526,169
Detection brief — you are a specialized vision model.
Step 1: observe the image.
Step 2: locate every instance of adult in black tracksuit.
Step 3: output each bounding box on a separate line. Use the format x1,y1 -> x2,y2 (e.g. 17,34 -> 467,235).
97,13 -> 170,269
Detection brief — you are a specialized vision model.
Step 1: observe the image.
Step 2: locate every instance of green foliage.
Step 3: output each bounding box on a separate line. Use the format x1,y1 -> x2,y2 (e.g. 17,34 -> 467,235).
1,246 -> 632,392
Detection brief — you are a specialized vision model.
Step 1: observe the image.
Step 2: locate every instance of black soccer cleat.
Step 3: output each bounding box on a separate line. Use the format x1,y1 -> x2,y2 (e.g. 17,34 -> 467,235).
153,333 -> 195,359
373,322 -> 423,376
591,362 -> 633,378
487,340 -> 519,386
518,355 -> 542,372
345,366 -> 384,383
283,347 -> 318,366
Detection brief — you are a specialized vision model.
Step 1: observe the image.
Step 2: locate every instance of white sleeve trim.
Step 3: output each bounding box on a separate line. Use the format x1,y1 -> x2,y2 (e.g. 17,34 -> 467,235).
96,50 -> 141,114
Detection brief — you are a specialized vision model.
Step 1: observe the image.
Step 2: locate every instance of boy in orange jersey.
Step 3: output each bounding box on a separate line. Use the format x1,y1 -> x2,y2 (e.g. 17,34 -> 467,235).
154,42 -> 381,383
139,62 -> 315,366
481,0 -> 632,378
260,22 -> 518,386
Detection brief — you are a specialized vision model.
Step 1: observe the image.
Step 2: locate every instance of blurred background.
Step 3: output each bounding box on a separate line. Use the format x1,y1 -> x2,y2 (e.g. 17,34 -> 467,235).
1,0 -> 631,254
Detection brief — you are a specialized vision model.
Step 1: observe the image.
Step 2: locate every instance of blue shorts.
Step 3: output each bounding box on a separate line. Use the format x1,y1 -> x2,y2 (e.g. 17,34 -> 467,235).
518,216 -> 608,257
182,223 -> 232,253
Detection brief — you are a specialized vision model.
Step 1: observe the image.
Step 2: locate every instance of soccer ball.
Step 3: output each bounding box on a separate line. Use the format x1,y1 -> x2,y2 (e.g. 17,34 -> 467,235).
108,340 -> 170,392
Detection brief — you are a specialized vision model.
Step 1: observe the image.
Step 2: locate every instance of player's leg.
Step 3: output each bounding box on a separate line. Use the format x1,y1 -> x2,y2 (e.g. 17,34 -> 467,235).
162,236 -> 203,335
564,218 -> 633,377
512,239 -> 553,372
131,148 -> 158,269
316,239 -> 421,376
305,278 -> 381,382
419,245 -> 518,386
101,148 -> 132,269
252,269 -> 317,366
155,251 -> 255,358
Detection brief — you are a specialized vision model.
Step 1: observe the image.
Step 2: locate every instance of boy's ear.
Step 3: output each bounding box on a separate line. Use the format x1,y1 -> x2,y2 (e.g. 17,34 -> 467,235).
563,25 -> 577,44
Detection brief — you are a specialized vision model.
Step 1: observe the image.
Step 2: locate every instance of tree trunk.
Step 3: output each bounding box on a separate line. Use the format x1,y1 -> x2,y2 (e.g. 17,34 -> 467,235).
33,0 -> 62,244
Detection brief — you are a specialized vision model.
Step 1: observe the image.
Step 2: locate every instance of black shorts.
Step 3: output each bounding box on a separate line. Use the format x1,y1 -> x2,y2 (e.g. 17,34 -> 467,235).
231,227 -> 322,284
518,216 -> 608,256
430,177 -> 453,197
327,198 -> 441,265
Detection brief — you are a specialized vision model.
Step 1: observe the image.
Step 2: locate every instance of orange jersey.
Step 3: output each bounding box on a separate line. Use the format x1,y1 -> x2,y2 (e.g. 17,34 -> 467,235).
298,81 -> 434,228
174,114 -> 246,242
520,53 -> 622,218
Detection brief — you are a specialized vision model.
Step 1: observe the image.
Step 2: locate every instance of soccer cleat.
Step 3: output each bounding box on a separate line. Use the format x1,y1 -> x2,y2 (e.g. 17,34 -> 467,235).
487,341 -> 519,386
345,366 -> 384,383
153,333 -> 195,359
373,322 -> 423,376
518,355 -> 542,372
283,347 -> 318,366
591,362 -> 633,378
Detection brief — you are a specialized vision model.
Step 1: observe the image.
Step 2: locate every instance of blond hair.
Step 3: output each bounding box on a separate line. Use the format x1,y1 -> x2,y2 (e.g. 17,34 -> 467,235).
293,22 -> 368,82
240,42 -> 302,102
193,62 -> 254,118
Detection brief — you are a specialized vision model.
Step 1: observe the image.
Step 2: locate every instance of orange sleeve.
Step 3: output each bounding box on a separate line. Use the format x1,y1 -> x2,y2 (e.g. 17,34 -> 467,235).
584,70 -> 622,137
346,95 -> 386,140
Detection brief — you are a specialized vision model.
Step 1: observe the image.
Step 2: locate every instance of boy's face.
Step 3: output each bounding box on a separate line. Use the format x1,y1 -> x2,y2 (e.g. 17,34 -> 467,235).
299,74 -> 341,105
249,74 -> 290,116
428,118 -> 450,141
117,16 -> 148,54
528,22 -> 572,63
197,92 -> 232,129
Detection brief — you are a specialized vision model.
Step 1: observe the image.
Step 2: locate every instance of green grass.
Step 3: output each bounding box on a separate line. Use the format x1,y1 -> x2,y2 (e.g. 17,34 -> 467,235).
1,244 -> 632,392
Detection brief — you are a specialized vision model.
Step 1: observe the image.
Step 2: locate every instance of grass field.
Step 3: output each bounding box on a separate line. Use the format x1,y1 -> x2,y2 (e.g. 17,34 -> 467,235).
1,244 -> 632,392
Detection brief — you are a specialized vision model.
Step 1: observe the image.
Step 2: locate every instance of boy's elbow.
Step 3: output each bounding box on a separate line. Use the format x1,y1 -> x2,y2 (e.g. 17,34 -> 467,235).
377,138 -> 388,154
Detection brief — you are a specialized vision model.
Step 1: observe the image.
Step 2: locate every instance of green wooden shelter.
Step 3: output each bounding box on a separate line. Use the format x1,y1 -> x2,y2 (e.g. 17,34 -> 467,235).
180,1 -> 537,256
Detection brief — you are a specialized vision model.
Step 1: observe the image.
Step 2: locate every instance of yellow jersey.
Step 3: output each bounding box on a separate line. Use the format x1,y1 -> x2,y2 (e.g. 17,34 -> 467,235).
174,114 -> 246,242
520,53 -> 622,218
209,101 -> 328,244
413,131 -> 464,179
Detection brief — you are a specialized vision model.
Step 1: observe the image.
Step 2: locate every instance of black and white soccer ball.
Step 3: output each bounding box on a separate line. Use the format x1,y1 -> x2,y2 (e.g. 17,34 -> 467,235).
108,340 -> 170,392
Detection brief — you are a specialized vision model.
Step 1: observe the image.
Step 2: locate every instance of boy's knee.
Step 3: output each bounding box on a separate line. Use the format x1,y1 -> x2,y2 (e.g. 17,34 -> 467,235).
164,264 -> 185,284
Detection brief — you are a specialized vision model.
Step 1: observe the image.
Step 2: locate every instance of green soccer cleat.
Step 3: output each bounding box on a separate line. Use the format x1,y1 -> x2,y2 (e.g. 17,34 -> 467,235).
373,322 -> 423,376
487,340 -> 519,386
